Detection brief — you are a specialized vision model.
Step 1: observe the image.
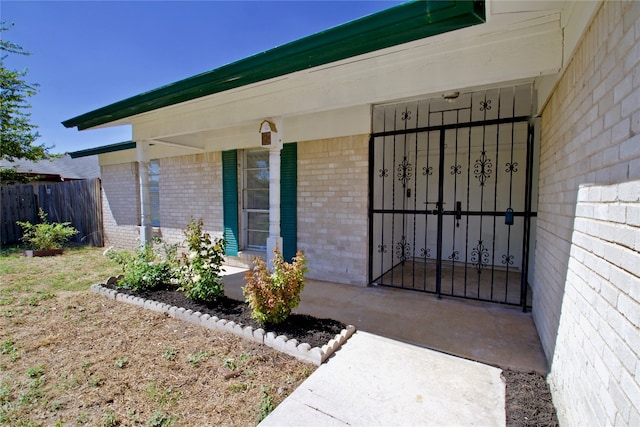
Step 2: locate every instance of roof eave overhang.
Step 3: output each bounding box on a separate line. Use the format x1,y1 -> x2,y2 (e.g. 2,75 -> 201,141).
62,0 -> 485,131
68,141 -> 136,158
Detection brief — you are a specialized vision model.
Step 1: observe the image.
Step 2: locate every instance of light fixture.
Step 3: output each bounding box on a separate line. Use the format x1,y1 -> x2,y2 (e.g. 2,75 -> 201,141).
442,91 -> 460,103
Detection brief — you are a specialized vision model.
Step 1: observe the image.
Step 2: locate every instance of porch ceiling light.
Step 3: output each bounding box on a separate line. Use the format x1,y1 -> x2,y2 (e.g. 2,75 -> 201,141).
442,91 -> 460,102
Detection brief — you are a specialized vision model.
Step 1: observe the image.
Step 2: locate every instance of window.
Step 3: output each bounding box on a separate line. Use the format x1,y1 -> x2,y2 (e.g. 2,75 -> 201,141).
222,145 -> 297,258
243,149 -> 269,250
148,160 -> 160,227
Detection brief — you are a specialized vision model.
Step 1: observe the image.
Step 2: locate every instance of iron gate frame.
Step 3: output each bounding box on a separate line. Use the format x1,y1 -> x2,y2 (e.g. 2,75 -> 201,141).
368,115 -> 537,311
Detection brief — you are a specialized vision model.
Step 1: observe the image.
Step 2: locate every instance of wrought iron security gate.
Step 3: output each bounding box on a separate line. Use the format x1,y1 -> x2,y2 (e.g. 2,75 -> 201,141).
369,86 -> 537,310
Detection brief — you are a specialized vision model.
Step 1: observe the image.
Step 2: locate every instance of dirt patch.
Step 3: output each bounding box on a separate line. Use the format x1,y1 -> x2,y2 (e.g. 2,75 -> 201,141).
504,370 -> 559,427
0,291 -> 313,426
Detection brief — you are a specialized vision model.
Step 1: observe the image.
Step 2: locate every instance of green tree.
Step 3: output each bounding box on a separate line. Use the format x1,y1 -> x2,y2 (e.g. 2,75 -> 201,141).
0,22 -> 49,161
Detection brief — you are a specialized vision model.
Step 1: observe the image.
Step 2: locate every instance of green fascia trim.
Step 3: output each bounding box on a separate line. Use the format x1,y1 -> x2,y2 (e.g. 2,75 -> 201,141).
63,1 -> 485,131
68,141 -> 136,158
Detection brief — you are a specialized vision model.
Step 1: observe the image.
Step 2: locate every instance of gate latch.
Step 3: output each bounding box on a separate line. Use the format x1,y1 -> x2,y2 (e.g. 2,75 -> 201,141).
505,208 -> 514,226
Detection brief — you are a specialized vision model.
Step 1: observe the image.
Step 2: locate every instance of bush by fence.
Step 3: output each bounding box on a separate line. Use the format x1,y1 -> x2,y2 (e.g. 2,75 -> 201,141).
1,178 -> 103,246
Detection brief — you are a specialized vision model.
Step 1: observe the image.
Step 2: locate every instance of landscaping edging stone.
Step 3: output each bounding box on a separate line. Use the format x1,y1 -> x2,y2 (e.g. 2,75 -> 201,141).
90,281 -> 356,366
23,249 -> 64,257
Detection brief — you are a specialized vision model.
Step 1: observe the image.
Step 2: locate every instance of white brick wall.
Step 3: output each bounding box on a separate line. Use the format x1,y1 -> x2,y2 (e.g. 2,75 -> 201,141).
101,154 -> 224,251
534,0 -> 640,424
549,181 -> 640,426
536,0 -> 640,358
298,135 -> 369,285
100,143 -> 370,288
157,152 -> 224,246
101,163 -> 140,248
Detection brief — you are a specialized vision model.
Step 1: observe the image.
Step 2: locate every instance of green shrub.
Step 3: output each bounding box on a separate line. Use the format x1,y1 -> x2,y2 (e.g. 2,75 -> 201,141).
16,209 -> 78,250
105,241 -> 178,291
178,219 -> 226,302
243,248 -> 308,325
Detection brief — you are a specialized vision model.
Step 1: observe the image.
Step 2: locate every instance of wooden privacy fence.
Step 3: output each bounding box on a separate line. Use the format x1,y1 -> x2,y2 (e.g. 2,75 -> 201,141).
1,184 -> 38,245
1,178 -> 103,246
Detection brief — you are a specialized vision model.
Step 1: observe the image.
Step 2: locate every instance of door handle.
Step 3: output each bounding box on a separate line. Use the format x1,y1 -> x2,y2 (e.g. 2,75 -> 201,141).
427,201 -> 444,215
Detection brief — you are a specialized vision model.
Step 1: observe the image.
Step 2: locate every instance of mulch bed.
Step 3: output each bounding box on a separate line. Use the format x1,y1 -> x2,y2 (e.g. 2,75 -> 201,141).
504,370 -> 559,427
104,283 -> 559,426
103,283 -> 346,349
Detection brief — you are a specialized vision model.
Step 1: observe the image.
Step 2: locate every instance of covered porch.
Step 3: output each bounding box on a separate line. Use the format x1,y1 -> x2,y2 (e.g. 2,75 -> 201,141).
222,266 -> 547,374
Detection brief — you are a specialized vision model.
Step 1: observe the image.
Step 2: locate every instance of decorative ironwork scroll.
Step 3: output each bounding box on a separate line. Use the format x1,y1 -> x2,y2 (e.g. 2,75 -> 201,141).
471,240 -> 490,273
501,254 -> 514,266
397,157 -> 413,187
474,151 -> 493,186
395,235 -> 411,263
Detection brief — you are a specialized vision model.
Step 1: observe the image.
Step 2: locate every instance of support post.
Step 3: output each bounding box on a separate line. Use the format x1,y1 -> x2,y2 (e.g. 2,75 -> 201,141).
137,140 -> 152,247
265,118 -> 283,267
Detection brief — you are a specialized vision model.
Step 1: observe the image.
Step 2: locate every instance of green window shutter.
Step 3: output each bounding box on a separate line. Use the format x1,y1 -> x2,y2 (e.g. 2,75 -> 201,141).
222,150 -> 239,256
281,143 -> 297,262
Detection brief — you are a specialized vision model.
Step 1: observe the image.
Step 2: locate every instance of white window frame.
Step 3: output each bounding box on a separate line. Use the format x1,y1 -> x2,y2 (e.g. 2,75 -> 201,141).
241,149 -> 269,251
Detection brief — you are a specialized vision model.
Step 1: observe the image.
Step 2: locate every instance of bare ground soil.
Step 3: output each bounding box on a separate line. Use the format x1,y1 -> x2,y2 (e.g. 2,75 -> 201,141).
0,290 -> 313,426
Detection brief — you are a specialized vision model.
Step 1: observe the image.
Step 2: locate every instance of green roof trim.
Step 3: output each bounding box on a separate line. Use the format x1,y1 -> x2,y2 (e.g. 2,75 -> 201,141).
68,141 -> 136,158
63,0 -> 485,131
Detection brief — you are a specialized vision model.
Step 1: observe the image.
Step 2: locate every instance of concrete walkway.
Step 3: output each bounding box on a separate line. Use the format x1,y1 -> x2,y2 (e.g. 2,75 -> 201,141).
260,331 -> 506,426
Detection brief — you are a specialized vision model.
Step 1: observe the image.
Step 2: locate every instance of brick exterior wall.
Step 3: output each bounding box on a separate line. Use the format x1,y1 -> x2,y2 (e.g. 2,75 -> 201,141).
102,153 -> 224,250
550,181 -> 640,425
101,163 -> 140,248
534,1 -> 640,424
297,135 -> 369,285
157,152 -> 224,245
101,141 -> 370,286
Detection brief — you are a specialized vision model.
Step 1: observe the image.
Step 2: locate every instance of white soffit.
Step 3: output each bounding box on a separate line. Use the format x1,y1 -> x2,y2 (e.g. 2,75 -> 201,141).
130,5 -> 563,143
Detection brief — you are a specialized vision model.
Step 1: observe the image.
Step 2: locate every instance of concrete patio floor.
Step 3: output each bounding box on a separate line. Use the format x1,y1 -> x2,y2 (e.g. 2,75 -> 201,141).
222,267 -> 548,374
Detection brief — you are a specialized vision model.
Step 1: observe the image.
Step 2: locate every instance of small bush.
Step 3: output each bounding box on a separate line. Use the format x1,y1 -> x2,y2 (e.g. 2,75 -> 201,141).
105,241 -> 178,291
16,209 -> 78,250
243,248 -> 308,325
178,219 -> 226,303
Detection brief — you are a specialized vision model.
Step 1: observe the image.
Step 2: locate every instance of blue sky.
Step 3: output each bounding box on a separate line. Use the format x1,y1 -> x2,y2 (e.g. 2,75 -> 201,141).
3,1 -> 403,154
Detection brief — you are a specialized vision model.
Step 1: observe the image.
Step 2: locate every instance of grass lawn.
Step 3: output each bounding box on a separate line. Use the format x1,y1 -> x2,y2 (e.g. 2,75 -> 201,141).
0,246 -> 313,426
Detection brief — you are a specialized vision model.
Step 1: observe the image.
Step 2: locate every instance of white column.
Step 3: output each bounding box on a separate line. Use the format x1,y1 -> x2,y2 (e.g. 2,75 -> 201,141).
266,146 -> 282,265
137,140 -> 152,247
266,118 -> 283,267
